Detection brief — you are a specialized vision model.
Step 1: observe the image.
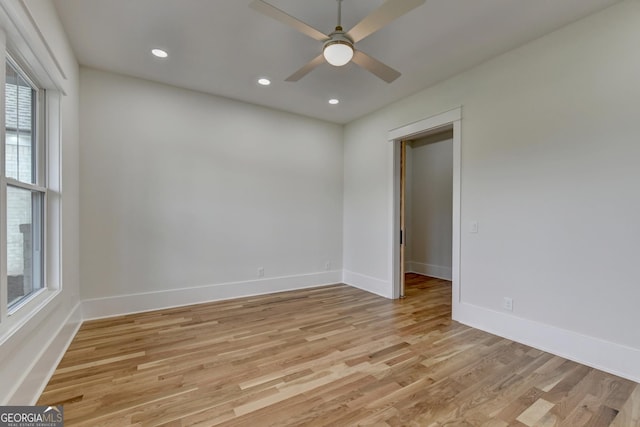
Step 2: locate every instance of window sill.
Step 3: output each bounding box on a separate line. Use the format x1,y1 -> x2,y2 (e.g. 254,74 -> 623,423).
0,288 -> 61,346
8,287 -> 48,316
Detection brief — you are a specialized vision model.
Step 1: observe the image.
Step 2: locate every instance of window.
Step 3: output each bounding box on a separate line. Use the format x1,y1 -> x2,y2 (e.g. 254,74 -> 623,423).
3,57 -> 45,311
0,6 -> 63,338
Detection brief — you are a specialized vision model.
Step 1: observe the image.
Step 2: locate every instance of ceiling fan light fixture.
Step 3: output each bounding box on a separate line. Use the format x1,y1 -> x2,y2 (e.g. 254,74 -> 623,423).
249,0 -> 415,82
323,40 -> 354,67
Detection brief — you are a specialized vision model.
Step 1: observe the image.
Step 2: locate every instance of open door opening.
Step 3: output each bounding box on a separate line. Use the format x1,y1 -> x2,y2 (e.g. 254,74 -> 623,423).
401,130 -> 454,297
389,108 -> 461,318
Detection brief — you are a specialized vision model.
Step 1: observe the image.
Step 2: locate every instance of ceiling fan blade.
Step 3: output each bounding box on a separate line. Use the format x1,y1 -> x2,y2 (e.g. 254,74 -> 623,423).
250,0 -> 329,42
351,50 -> 401,83
346,0 -> 425,43
285,54 -> 325,82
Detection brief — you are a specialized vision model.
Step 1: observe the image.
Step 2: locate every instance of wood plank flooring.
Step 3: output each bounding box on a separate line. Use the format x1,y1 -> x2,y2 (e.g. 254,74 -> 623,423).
38,274 -> 640,426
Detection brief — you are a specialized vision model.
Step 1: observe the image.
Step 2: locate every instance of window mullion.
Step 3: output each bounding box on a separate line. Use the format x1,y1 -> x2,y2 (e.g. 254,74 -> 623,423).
5,177 -> 46,193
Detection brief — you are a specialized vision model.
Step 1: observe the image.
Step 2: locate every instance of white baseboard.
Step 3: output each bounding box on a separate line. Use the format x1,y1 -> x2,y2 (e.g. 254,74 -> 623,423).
82,271 -> 343,320
406,261 -> 452,281
7,302 -> 82,404
454,301 -> 640,383
342,270 -> 392,298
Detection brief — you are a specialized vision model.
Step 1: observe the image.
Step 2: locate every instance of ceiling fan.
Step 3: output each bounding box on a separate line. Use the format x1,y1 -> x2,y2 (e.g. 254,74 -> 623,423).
249,0 -> 425,83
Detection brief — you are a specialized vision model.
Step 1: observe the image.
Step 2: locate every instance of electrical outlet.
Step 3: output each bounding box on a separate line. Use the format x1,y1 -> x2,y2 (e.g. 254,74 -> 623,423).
325,261 -> 331,271
503,297 -> 513,312
258,267 -> 264,278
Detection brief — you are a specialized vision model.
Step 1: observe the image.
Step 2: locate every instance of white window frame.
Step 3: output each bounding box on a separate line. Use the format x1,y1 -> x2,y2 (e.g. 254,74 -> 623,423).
0,19 -> 63,340
3,54 -> 47,313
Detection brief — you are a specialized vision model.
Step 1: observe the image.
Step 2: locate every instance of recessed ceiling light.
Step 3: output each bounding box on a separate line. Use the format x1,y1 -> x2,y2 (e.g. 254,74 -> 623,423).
258,78 -> 271,86
328,98 -> 339,105
151,48 -> 168,58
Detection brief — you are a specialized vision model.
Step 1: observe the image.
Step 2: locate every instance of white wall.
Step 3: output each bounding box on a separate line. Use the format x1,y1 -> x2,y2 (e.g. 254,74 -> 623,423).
406,132 -> 453,280
80,69 -> 343,317
343,0 -> 640,380
0,0 -> 81,404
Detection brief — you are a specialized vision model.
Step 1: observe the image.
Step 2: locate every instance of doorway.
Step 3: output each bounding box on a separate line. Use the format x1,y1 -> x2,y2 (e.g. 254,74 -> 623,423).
388,108 -> 461,318
404,129 -> 454,290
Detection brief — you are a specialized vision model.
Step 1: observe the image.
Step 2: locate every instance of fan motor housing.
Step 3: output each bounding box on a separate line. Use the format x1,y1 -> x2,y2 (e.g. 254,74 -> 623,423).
324,28 -> 354,51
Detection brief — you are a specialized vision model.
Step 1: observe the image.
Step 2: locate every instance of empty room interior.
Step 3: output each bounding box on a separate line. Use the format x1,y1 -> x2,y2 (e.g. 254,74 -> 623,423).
1,0 -> 639,425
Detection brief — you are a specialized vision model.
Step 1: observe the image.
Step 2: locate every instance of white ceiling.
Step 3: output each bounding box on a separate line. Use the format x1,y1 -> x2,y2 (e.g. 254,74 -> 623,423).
53,0 -> 619,124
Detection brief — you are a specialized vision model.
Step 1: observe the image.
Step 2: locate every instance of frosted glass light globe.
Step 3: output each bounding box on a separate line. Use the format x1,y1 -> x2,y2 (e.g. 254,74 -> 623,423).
323,42 -> 354,66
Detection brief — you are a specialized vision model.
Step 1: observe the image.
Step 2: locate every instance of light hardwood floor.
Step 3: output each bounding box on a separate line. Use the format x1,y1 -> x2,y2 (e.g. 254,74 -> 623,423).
38,274 -> 640,426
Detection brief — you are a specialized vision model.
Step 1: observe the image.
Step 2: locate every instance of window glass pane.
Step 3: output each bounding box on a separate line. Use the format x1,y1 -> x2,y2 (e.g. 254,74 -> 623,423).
7,185 -> 44,308
5,61 -> 36,184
